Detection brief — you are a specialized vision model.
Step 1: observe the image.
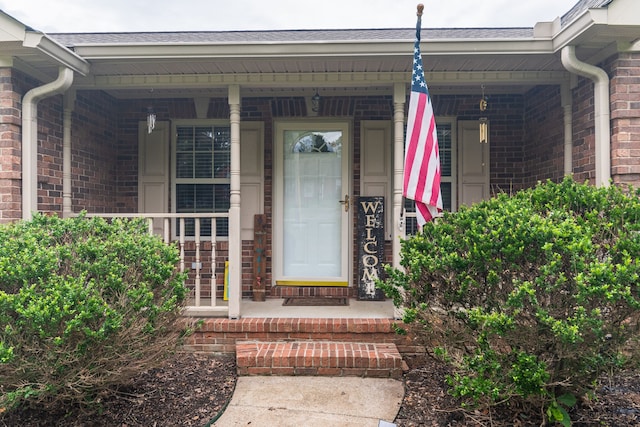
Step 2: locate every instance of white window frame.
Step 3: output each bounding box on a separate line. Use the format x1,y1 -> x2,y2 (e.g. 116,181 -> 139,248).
171,119 -> 231,240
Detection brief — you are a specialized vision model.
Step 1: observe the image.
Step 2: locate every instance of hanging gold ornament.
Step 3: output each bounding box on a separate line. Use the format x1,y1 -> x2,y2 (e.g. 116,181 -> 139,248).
479,85 -> 488,144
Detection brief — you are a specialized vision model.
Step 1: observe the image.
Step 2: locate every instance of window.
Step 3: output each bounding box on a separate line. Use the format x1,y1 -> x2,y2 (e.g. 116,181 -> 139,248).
404,120 -> 455,235
172,122 -> 230,237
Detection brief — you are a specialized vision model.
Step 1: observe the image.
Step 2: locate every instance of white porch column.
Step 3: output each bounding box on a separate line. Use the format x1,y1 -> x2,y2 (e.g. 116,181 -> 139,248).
392,82 -> 407,320
561,82 -> 573,177
227,85 -> 241,318
392,82 -> 406,269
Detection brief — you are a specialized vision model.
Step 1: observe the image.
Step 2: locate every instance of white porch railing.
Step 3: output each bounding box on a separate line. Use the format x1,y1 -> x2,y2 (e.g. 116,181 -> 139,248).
74,212 -> 230,317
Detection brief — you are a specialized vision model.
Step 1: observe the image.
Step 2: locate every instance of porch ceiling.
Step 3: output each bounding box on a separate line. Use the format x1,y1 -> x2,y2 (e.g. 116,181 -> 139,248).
78,53 -> 566,76
69,52 -> 568,98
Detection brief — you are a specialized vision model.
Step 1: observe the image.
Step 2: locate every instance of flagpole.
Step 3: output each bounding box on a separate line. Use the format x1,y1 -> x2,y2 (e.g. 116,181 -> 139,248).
416,4 -> 423,38
403,1 -> 443,229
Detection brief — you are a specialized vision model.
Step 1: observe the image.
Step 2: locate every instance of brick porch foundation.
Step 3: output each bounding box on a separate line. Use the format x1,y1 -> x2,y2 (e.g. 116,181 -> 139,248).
183,317 -> 421,378
182,317 -> 423,355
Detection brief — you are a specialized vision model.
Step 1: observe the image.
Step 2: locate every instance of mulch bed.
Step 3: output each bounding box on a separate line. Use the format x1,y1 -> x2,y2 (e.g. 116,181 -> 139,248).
0,353 -> 237,427
3,352 -> 640,426
395,354 -> 640,426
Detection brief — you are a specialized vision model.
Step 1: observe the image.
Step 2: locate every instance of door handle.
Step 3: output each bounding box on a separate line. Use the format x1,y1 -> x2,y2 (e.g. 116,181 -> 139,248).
338,195 -> 350,212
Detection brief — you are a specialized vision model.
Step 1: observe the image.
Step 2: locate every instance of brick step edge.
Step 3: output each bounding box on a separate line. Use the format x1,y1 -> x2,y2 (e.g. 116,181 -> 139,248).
236,341 -> 404,378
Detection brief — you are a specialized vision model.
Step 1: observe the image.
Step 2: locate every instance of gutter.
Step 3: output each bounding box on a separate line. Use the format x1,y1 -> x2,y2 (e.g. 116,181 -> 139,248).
560,45 -> 611,187
22,66 -> 75,220
23,32 -> 90,75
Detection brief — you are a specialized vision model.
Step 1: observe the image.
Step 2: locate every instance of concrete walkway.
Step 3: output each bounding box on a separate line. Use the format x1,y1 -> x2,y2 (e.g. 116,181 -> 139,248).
213,376 -> 404,426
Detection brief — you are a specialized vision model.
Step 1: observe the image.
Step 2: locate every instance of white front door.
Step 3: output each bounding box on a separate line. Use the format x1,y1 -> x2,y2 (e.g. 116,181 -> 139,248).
274,121 -> 351,286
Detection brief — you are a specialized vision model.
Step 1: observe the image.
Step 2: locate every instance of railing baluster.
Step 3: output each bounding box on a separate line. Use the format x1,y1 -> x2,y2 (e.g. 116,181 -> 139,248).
179,218 -> 185,273
194,219 -> 201,307
211,218 -> 217,307
69,212 -> 229,316
163,218 -> 170,243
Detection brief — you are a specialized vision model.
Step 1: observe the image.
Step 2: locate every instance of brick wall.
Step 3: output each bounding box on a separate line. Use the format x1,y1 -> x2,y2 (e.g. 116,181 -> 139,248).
523,85 -> 565,186
571,75 -> 598,184
73,91 -> 118,213
433,94 -> 528,193
609,52 -> 640,187
35,94 -> 66,214
0,68 -> 25,223
0,82 -> 120,219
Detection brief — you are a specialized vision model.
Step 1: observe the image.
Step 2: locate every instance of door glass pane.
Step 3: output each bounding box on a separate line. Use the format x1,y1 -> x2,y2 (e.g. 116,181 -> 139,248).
283,130 -> 343,277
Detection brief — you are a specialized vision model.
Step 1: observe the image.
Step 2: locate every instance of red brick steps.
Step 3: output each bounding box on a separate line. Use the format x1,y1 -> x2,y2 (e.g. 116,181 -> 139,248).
182,318 -> 423,379
182,318 -> 423,355
236,340 -> 403,378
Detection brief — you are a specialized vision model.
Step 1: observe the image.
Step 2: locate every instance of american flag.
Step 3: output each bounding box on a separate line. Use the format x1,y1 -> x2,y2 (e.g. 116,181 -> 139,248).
403,11 -> 442,228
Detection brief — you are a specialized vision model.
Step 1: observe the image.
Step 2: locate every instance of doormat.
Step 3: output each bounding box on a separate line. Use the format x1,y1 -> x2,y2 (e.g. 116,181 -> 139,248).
282,297 -> 349,306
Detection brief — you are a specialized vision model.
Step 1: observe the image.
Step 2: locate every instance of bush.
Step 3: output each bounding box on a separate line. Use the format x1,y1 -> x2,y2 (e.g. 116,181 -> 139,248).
0,213 -> 188,410
381,177 -> 640,425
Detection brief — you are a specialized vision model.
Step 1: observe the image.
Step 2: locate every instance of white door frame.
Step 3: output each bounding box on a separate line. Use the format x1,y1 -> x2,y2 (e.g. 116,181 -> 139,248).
273,119 -> 352,287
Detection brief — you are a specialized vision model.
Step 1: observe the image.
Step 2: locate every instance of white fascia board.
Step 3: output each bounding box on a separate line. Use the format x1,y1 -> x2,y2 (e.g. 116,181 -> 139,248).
607,0 -> 640,26
551,9 -> 608,52
23,32 -> 90,75
0,11 -> 89,75
71,39 -> 554,61
0,11 -> 29,41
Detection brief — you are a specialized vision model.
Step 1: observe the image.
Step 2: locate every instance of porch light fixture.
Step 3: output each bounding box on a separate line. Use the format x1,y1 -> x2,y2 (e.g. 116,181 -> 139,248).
311,89 -> 321,113
479,85 -> 488,144
147,106 -> 156,134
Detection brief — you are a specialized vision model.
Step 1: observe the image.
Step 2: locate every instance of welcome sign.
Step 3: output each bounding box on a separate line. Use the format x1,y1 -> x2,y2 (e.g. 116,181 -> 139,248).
357,196 -> 385,300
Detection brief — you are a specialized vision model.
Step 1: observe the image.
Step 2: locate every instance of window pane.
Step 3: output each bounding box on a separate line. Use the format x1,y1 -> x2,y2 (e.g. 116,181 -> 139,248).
175,124 -> 230,238
214,184 -> 230,236
194,184 -> 214,211
441,182 -> 452,212
403,182 -> 452,236
438,124 -> 452,177
214,127 -> 231,150
176,184 -> 195,212
405,217 -> 419,236
176,153 -> 194,178
176,127 -> 194,151
214,152 -> 230,178
195,127 -> 213,152
214,184 -> 230,211
194,153 -> 213,178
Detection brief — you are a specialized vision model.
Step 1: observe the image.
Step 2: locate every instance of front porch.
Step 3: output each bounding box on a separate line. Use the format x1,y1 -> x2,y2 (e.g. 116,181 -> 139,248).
77,212 -> 395,319
239,297 -> 394,318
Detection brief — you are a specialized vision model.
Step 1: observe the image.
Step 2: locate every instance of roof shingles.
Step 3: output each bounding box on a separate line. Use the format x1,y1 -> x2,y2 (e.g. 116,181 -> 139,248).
49,27 -> 534,47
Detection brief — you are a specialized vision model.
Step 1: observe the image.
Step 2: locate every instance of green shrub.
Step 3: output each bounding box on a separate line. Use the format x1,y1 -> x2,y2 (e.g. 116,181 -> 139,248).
0,213 -> 188,410
381,177 -> 640,425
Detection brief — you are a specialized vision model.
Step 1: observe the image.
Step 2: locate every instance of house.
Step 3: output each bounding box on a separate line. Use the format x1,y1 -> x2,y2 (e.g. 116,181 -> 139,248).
1,0 -> 639,320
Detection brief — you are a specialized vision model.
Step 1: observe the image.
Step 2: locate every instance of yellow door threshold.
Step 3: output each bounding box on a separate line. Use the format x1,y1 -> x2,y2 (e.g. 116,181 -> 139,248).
276,280 -> 348,287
